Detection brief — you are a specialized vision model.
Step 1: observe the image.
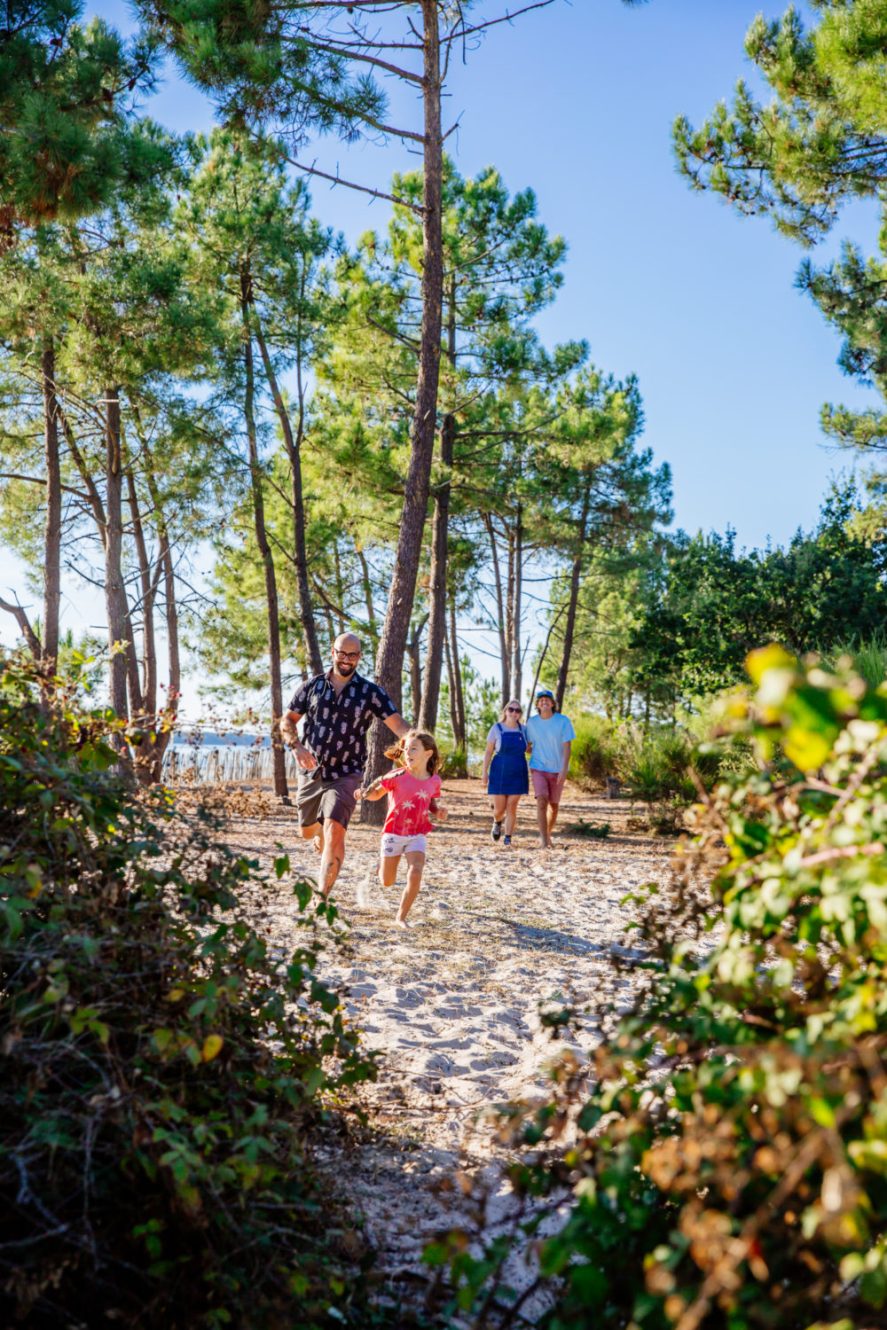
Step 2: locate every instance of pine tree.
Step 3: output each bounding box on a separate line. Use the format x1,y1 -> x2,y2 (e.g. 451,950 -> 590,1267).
674,0 -> 887,524
1,0 -> 158,232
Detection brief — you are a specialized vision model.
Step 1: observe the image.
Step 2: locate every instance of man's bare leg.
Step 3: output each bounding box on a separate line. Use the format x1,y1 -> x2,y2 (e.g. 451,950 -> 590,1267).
298,821 -> 324,854
319,818 -> 347,898
548,801 -> 560,841
536,796 -> 551,848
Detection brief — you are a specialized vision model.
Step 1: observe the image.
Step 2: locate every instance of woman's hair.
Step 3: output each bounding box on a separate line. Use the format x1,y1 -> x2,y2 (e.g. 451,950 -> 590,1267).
384,729 -> 441,775
499,699 -> 524,723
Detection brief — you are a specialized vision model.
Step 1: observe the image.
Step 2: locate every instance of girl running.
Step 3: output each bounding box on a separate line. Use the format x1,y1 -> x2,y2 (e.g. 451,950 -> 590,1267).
360,730 -> 447,928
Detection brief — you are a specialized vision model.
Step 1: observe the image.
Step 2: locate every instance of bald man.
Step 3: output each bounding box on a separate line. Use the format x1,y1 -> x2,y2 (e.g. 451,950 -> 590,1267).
281,633 -> 409,897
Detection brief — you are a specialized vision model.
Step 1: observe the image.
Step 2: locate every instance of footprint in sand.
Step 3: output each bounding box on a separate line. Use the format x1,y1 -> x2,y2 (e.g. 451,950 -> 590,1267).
422,1052 -> 470,1077
470,1050 -> 519,1070
348,983 -> 377,1000
427,1035 -> 475,1051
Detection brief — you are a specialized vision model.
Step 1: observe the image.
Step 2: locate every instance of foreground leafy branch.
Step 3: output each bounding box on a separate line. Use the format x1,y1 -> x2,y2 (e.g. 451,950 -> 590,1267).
0,654 -> 379,1328
436,646 -> 887,1330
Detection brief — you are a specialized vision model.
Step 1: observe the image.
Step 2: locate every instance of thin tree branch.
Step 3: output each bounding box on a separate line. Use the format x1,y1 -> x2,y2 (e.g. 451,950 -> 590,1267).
297,33 -> 424,84
0,593 -> 42,659
283,154 -> 424,213
441,0 -> 557,44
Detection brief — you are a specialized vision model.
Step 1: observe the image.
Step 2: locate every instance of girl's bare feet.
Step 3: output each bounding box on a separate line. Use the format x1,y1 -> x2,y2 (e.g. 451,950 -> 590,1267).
312,832 -> 323,854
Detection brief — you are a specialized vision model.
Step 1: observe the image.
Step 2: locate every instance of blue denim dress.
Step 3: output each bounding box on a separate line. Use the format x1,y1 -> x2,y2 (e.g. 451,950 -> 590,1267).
487,725 -> 529,796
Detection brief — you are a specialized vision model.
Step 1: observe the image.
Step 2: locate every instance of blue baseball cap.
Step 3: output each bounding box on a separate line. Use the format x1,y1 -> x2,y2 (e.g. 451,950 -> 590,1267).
535,688 -> 555,700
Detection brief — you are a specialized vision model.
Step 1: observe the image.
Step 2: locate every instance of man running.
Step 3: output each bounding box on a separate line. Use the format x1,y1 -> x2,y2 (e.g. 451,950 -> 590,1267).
281,633 -> 409,897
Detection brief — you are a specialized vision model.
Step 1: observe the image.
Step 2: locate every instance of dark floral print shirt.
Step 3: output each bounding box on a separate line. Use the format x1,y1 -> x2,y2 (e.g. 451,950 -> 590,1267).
287,672 -> 397,778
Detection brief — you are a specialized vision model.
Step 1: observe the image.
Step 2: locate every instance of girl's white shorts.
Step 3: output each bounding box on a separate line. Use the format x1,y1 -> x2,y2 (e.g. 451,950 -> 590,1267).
381,832 -> 428,858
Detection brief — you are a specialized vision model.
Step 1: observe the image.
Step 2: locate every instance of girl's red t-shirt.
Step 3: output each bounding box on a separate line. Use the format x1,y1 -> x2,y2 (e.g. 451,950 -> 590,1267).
380,769 -> 442,836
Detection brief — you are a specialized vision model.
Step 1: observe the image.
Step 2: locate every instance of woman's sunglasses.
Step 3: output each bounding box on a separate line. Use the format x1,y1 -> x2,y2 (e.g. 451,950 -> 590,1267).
506,706 -> 522,713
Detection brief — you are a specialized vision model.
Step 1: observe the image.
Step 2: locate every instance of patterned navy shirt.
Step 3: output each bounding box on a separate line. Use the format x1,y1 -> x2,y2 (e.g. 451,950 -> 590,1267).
287,672 -> 398,778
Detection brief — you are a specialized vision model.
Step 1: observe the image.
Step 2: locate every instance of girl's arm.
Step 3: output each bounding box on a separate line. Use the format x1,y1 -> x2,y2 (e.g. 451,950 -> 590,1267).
359,775 -> 388,802
481,740 -> 495,787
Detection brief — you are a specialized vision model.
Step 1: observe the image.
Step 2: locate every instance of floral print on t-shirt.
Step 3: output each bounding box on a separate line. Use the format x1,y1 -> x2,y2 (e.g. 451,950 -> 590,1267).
287,671 -> 397,778
380,769 -> 442,836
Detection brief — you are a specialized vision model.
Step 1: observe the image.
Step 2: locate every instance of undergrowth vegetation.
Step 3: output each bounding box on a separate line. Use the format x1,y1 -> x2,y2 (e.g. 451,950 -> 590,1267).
569,713 -> 744,833
0,656 -> 380,1328
438,647 -> 887,1329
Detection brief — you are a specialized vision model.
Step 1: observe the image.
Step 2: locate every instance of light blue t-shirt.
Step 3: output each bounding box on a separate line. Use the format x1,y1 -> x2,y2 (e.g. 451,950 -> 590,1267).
526,712 -> 575,773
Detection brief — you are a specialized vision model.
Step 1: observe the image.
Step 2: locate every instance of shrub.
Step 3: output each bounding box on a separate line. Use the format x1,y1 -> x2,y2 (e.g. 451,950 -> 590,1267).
0,655 -> 379,1329
440,746 -> 469,779
565,819 -> 611,839
621,729 -> 697,833
569,715 -> 624,789
435,646 -> 887,1330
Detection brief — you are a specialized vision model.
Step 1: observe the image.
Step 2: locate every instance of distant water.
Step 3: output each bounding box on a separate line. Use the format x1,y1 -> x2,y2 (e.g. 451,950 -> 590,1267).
164,729 -> 296,783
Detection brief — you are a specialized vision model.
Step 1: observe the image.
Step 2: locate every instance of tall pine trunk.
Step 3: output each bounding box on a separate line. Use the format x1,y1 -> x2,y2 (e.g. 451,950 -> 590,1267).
364,0 -> 444,823
41,341 -> 61,675
555,484 -> 592,709
141,434 -> 181,782
418,273 -> 456,731
241,267 -> 289,802
406,613 -> 427,719
418,411 -> 453,730
446,595 -> 466,749
484,513 -> 509,704
126,467 -> 162,784
509,502 -> 523,701
252,315 -> 323,675
357,546 -> 378,656
103,387 -> 130,722
126,469 -> 157,719
504,528 -> 515,699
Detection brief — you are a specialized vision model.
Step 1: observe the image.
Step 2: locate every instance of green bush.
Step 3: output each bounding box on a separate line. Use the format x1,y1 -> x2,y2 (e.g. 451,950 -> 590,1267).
0,655 -> 379,1329
435,646 -> 887,1330
565,818 -> 611,839
440,746 -> 469,779
569,715 -> 624,788
619,728 -> 696,833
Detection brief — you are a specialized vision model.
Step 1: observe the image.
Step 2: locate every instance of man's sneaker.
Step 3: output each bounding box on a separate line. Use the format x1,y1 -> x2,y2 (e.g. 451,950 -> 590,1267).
491,819 -> 503,842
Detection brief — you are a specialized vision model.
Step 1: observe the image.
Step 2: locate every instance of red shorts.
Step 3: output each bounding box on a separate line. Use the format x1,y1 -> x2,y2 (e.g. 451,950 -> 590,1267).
531,769 -> 564,802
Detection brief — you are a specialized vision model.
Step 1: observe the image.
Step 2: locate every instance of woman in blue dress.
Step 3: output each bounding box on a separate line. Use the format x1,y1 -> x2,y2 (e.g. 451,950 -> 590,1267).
481,699 -> 530,847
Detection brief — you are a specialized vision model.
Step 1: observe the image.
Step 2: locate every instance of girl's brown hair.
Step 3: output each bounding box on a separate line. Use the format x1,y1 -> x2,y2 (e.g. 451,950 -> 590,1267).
384,729 -> 441,776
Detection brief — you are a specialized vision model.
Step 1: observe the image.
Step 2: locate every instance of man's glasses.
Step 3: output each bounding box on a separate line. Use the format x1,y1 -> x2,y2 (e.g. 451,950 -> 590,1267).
334,650 -> 360,662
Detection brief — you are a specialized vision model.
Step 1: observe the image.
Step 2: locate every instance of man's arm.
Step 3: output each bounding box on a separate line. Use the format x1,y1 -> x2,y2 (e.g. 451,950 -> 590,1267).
280,709 -> 317,771
383,712 -> 411,738
559,740 -> 572,780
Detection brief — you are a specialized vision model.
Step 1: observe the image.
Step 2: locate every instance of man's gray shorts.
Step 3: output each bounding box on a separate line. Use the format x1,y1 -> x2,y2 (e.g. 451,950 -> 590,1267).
295,769 -> 363,829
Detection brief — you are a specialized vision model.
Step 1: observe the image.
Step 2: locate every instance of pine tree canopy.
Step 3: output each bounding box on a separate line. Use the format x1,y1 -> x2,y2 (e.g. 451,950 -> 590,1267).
0,0 -> 159,232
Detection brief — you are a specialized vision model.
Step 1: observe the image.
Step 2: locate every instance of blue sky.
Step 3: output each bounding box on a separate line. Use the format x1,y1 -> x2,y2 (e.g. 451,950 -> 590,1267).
1,0 -> 881,689
119,0 -> 879,547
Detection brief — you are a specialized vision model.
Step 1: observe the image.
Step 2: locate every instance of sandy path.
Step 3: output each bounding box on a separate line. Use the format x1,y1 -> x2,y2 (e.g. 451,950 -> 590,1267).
221,779 -> 671,1309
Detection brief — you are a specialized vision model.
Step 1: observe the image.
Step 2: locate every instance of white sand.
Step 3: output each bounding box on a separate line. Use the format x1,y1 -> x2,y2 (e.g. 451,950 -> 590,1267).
222,778 -> 671,1307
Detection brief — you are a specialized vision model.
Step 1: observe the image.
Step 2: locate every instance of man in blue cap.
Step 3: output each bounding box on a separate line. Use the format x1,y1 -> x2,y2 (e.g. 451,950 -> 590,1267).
525,689 -> 575,848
